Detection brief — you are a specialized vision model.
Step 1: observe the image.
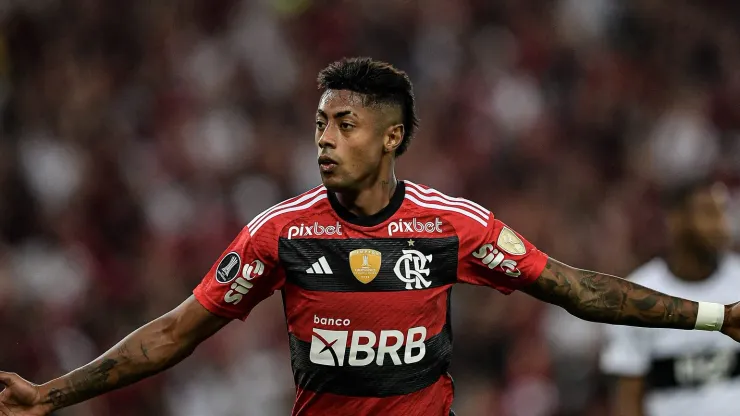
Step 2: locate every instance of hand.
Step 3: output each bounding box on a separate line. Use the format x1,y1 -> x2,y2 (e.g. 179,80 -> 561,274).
721,302 -> 740,342
0,372 -> 50,416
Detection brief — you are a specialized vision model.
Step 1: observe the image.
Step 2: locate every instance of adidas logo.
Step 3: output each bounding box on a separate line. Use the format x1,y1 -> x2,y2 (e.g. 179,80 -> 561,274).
306,256 -> 333,274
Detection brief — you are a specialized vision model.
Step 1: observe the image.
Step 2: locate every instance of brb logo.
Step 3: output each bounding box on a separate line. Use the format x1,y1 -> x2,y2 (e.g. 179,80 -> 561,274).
387,218 -> 443,236
223,259 -> 265,305
310,324 -> 427,367
287,222 -> 342,239
393,249 -> 433,290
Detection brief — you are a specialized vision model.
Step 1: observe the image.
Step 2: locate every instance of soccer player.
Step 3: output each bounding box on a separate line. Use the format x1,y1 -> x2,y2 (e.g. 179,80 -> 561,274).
601,180 -> 740,416
1,57 -> 740,416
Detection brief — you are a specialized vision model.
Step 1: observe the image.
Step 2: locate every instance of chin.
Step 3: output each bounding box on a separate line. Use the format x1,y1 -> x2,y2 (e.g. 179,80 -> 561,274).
320,173 -> 353,192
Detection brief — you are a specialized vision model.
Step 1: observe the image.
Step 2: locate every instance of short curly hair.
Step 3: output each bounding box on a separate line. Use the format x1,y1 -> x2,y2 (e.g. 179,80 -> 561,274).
317,57 -> 419,157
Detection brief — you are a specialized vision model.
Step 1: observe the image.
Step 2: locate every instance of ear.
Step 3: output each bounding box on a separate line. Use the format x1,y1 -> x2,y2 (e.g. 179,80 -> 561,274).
383,124 -> 405,155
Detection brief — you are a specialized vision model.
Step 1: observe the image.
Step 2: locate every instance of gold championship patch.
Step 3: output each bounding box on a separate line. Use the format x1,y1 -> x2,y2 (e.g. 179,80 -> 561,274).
497,227 -> 526,255
349,249 -> 382,284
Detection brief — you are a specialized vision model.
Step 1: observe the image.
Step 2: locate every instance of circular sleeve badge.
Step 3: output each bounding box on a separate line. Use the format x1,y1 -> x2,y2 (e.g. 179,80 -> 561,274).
215,252 -> 242,284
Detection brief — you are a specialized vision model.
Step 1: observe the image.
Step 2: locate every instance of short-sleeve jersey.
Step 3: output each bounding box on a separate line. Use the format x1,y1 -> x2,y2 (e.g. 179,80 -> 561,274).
600,254 -> 740,416
194,181 -> 548,416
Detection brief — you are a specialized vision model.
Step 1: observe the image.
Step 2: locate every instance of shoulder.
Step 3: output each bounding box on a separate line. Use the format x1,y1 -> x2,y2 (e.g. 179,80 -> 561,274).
402,180 -> 492,231
247,185 -> 330,237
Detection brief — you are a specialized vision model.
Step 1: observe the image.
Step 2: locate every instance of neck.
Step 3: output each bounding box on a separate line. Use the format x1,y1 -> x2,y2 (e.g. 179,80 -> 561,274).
665,242 -> 721,282
335,173 -> 398,217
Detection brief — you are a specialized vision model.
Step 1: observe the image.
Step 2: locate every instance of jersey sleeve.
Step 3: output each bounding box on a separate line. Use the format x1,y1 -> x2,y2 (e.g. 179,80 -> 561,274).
193,225 -> 283,321
600,324 -> 651,377
457,214 -> 548,294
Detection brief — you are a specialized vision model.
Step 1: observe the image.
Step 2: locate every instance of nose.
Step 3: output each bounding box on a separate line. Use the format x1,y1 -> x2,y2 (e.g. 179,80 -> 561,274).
317,125 -> 337,149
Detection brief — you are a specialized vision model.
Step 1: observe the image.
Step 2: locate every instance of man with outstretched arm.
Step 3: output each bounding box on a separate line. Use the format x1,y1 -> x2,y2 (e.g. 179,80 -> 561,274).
2,58 -> 739,416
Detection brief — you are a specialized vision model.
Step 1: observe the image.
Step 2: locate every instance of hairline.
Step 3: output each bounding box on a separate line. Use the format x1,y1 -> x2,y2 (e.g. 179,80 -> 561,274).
320,88 -> 404,112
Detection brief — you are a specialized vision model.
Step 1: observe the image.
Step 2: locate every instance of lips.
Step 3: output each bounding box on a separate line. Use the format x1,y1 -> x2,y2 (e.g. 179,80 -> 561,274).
318,155 -> 338,173
318,155 -> 338,165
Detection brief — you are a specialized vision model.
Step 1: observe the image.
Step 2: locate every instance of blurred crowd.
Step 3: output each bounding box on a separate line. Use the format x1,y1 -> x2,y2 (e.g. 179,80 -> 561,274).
1,0 -> 740,415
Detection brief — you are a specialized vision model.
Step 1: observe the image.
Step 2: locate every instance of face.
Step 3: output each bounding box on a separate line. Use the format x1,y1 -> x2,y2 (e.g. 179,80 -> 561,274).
675,184 -> 731,253
315,90 -> 403,192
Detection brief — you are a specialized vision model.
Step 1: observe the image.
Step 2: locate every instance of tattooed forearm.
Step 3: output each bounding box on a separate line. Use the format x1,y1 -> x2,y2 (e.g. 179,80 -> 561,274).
36,296 -> 231,411
141,342 -> 150,361
40,337 -> 173,410
45,359 -> 119,408
39,322 -> 194,410
523,258 -> 699,329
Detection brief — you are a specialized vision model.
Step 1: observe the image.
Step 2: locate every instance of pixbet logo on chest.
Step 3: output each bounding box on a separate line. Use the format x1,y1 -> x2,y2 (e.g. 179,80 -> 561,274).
387,217 -> 443,236
287,222 -> 343,239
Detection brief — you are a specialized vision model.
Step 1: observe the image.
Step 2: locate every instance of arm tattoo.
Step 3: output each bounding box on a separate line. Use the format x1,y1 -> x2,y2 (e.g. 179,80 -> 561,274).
140,342 -> 150,361
45,358 -> 119,408
522,258 -> 698,329
41,339 -> 171,409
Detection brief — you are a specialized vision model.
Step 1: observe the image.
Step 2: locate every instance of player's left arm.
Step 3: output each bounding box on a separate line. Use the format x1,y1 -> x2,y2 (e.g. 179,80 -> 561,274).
458,213 -> 740,340
521,257 -> 740,339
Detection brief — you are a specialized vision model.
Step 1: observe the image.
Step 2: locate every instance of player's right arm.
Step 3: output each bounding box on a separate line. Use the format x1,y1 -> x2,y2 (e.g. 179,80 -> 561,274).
1,222 -> 283,416
0,296 -> 230,415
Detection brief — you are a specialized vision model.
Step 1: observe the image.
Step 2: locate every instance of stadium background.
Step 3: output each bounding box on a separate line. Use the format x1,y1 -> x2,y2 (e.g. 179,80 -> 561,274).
1,1 -> 740,415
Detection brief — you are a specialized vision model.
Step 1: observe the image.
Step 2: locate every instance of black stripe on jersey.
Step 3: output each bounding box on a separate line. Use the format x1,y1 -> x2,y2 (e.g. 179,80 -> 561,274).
647,349 -> 740,390
289,324 -> 453,397
279,236 -> 459,292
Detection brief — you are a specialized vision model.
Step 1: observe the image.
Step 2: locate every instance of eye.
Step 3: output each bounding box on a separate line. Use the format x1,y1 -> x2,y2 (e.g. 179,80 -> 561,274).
340,122 -> 354,130
316,120 -> 326,130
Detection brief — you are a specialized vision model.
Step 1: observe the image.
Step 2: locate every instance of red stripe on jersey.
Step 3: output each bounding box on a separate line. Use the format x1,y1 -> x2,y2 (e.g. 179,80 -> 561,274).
250,193 -> 328,235
283,282 -> 450,342
405,181 -> 489,218
404,193 -> 488,227
292,375 -> 455,416
403,183 -> 488,227
248,186 -> 326,232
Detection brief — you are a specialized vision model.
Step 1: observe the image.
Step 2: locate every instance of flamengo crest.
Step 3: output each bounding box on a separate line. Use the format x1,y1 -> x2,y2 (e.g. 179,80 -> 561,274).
394,249 -> 433,290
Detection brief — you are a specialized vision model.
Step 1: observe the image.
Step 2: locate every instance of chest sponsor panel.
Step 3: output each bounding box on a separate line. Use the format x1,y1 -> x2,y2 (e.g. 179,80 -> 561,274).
289,323 -> 453,397
647,349 -> 740,390
279,236 -> 459,292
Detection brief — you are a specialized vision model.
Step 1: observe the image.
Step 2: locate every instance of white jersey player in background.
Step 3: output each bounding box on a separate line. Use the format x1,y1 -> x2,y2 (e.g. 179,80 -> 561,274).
601,179 -> 740,416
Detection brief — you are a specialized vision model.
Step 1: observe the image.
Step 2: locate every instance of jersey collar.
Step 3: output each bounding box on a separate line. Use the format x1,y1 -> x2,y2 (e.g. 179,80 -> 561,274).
327,181 -> 406,227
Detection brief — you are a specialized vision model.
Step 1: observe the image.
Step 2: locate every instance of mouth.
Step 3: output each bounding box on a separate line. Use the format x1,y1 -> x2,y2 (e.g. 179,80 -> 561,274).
318,155 -> 338,173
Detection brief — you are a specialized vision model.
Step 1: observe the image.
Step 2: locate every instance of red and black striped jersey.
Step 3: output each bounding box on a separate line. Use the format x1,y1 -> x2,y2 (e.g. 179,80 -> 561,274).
194,181 -> 549,416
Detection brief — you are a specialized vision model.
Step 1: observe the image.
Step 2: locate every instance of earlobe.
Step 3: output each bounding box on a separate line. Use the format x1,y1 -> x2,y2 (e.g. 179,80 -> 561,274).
384,139 -> 400,154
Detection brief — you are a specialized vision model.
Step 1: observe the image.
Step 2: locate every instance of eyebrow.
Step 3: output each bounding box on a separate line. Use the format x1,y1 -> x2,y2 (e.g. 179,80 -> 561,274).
317,109 -> 355,118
